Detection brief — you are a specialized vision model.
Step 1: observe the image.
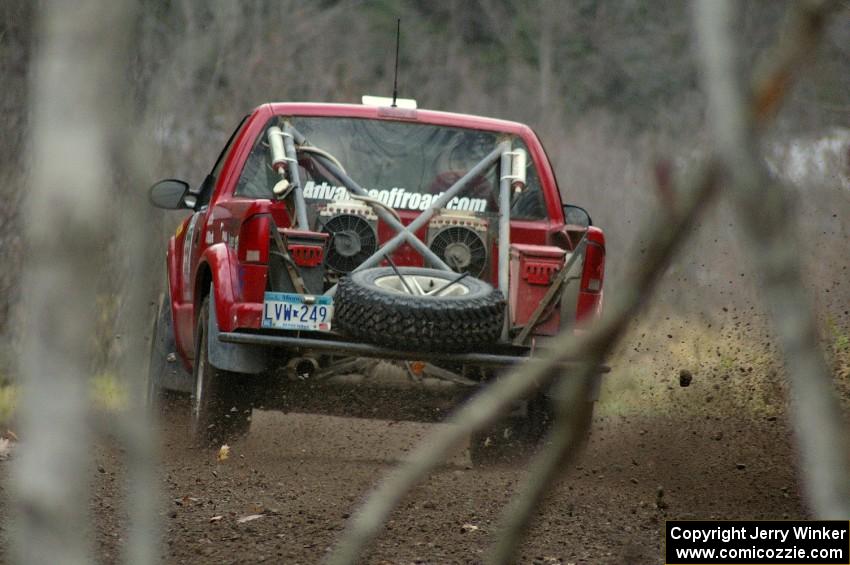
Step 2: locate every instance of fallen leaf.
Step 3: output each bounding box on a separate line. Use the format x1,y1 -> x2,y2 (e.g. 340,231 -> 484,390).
237,514 -> 264,524
217,444 -> 230,461
0,438 -> 13,460
174,496 -> 199,506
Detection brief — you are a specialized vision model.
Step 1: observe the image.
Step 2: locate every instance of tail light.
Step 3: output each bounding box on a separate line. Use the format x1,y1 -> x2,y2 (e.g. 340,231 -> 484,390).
238,214 -> 270,264
576,227 -> 605,322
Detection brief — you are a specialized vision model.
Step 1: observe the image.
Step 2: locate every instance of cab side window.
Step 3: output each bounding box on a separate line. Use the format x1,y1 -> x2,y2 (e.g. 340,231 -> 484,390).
234,125 -> 278,199
196,115 -> 248,207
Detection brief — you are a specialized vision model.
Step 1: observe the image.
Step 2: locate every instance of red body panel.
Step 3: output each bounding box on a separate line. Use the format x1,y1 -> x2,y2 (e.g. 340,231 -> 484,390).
164,103 -> 605,367
509,244 -> 567,336
575,227 -> 606,323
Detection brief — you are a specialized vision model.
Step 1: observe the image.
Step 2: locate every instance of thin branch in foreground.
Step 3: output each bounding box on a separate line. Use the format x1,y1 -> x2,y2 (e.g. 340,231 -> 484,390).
750,0 -> 838,125
488,1 -> 845,561
488,365 -> 596,565
486,158 -> 720,565
696,0 -> 850,518
325,149 -> 719,564
325,1 -> 844,562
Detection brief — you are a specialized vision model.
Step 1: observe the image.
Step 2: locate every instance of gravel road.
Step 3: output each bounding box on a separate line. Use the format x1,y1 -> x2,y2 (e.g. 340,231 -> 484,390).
43,395 -> 805,564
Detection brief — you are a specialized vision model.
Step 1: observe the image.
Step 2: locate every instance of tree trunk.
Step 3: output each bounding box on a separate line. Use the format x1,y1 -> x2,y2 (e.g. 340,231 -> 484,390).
11,2 -> 136,564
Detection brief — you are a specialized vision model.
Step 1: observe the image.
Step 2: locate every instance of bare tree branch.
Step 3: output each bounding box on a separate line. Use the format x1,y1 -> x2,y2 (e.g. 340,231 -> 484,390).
488,2 -> 846,561
696,0 -> 850,518
750,0 -> 839,125
326,2 -> 845,563
10,2 -> 135,564
325,153 -> 720,565
488,365 -> 596,565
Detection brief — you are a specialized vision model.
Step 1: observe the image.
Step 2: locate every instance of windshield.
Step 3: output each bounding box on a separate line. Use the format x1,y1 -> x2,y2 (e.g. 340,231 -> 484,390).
235,116 -> 547,220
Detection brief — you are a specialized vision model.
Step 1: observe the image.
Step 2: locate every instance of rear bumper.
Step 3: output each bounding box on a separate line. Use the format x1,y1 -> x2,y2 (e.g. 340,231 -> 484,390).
219,330 -> 610,372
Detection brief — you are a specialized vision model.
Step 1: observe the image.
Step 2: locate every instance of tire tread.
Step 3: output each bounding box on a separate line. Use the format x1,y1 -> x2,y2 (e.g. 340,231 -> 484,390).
335,267 -> 505,352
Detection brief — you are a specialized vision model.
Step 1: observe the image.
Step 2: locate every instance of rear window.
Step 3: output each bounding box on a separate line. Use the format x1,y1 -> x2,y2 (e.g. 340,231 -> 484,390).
235,116 -> 546,220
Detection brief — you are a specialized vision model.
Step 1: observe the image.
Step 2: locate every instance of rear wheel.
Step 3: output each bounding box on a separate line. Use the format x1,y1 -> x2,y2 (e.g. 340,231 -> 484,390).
470,394 -> 594,466
190,295 -> 253,446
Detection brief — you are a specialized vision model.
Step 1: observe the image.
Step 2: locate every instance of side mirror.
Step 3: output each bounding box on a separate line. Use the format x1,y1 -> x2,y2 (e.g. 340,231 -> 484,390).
149,179 -> 193,210
563,204 -> 592,228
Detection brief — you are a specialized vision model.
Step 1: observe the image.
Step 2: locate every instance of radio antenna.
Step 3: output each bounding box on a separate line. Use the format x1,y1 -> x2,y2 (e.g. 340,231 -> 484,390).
391,18 -> 401,107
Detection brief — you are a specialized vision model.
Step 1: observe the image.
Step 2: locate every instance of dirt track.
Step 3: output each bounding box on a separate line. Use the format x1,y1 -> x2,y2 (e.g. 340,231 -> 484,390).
51,395 -> 804,565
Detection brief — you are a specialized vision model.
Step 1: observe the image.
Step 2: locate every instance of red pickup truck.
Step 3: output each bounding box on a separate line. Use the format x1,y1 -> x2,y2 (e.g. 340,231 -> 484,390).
148,99 -> 605,462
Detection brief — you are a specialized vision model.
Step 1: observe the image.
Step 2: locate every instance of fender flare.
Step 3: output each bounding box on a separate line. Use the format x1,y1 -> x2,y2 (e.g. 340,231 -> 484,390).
166,236 -> 180,315
198,244 -> 238,331
165,236 -> 196,373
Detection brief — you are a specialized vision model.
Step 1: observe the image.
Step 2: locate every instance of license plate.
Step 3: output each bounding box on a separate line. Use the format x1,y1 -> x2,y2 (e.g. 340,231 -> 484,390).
261,292 -> 333,331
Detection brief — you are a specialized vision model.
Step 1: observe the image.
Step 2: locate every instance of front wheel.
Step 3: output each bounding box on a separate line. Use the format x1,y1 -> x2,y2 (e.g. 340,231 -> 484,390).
190,295 -> 253,446
147,290 -> 191,410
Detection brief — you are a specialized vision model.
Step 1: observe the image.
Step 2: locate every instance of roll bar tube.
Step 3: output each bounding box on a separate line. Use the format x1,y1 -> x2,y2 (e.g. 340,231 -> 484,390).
285,125 -> 512,301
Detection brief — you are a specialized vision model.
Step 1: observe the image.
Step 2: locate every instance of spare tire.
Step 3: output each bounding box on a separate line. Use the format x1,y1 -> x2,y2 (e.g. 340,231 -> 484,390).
335,266 -> 505,352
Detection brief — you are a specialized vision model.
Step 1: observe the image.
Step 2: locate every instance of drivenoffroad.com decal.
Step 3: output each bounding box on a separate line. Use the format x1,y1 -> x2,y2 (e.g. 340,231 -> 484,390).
303,181 -> 488,213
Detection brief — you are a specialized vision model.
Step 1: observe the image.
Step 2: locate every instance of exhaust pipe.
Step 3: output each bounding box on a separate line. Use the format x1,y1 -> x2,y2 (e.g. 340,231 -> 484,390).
286,356 -> 319,380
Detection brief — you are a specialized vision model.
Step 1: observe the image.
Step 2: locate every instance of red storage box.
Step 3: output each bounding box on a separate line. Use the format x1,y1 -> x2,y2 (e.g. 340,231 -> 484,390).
509,243 -> 567,336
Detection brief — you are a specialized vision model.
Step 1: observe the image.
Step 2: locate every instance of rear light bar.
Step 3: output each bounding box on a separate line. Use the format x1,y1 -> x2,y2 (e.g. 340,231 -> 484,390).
237,215 -> 331,270
288,245 -> 323,267
279,229 -> 328,268
522,262 -> 559,285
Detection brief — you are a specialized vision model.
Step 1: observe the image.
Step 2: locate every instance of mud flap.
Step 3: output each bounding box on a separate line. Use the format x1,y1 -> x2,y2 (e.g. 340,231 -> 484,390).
588,371 -> 603,401
207,289 -> 268,374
